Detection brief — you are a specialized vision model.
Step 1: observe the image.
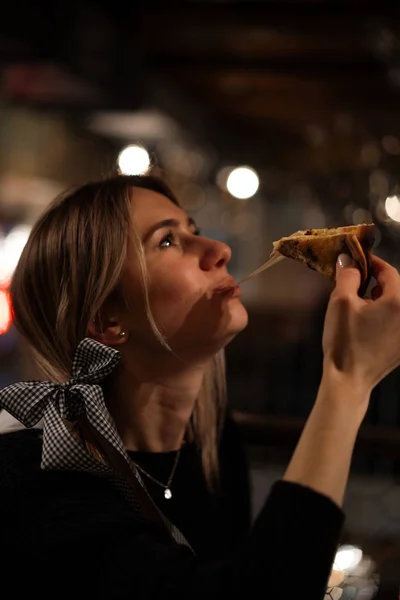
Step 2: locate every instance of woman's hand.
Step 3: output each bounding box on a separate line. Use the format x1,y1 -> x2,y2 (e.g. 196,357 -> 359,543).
322,253 -> 400,398
283,252 -> 400,508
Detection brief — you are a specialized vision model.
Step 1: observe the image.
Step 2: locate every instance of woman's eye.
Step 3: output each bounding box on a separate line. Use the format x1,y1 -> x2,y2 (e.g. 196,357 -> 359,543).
159,231 -> 177,248
158,226 -> 200,249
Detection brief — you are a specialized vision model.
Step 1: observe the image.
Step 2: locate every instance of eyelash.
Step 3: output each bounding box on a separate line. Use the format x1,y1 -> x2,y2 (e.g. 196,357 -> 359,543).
158,227 -> 201,249
159,230 -> 177,248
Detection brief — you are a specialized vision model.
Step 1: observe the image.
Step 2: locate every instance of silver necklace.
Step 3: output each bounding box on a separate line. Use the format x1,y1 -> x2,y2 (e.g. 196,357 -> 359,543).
131,447 -> 182,500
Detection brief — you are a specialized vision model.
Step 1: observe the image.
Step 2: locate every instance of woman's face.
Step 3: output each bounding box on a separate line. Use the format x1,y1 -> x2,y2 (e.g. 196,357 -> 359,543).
120,187 -> 248,360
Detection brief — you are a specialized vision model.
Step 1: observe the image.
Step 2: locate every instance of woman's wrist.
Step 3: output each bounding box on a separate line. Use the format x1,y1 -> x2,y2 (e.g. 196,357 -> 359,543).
319,362 -> 371,427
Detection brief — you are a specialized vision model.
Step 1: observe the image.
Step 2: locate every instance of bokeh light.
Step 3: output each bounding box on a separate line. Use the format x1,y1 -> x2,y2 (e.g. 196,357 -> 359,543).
0,225 -> 31,285
216,166 -> 235,191
226,166 -> 259,199
118,145 -> 151,175
382,134 -> 400,155
369,169 -> 389,197
385,194 -> 400,222
352,208 -> 373,225
360,142 -> 381,168
0,289 -> 12,335
178,183 -> 206,212
334,545 -> 363,572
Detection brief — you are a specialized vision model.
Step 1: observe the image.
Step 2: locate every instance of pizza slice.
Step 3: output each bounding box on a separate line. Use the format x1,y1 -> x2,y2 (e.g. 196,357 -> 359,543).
272,223 -> 375,296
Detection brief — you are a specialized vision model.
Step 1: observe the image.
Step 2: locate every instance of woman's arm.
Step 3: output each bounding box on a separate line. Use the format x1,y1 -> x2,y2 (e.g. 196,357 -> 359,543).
284,253 -> 400,508
282,375 -> 367,507
3,468 -> 341,600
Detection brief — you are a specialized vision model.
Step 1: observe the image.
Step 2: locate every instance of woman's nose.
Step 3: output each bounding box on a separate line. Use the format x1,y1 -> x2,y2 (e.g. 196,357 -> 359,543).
199,238 -> 232,271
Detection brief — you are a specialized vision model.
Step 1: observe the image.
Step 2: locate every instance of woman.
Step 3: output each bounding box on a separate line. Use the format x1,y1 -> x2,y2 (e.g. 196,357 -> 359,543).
1,174 -> 400,599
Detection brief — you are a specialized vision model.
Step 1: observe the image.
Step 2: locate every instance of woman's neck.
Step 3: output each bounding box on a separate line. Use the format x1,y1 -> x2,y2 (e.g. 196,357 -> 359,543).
105,360 -> 206,452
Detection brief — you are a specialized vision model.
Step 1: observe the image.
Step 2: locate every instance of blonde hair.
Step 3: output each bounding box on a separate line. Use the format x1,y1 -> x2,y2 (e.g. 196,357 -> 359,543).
10,174 -> 227,486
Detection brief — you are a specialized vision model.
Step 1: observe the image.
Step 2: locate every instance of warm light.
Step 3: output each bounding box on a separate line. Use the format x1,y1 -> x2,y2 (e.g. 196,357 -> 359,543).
118,145 -> 150,175
385,195 -> 400,222
0,225 -> 31,285
0,289 -> 12,335
216,166 -> 235,191
352,208 -> 373,225
226,166 -> 259,199
334,545 -> 363,572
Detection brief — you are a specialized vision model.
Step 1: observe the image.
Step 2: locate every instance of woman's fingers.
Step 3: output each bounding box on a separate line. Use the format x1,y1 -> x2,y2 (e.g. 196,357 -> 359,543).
333,254 -> 399,301
370,254 -> 400,292
370,284 -> 382,301
334,254 -> 361,298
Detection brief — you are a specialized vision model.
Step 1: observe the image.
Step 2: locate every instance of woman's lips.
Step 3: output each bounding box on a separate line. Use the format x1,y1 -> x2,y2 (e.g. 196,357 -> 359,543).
213,284 -> 242,298
227,285 -> 242,298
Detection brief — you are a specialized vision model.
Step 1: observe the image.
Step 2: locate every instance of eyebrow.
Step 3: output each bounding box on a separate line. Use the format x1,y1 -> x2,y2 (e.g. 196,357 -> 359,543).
143,216 -> 198,243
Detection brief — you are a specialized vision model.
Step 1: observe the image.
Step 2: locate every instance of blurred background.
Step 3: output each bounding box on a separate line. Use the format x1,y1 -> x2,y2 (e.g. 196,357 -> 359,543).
1,1 -> 400,596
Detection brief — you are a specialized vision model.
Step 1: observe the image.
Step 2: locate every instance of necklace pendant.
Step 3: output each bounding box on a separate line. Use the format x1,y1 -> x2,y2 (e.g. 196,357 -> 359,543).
164,488 -> 172,499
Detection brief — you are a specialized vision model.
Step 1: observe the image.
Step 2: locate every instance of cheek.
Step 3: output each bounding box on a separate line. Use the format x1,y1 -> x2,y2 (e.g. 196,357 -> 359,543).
147,272 -> 204,330
149,265 -> 204,303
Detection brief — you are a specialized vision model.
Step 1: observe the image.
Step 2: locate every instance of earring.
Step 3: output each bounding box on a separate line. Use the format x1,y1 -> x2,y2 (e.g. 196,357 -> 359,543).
119,331 -> 126,338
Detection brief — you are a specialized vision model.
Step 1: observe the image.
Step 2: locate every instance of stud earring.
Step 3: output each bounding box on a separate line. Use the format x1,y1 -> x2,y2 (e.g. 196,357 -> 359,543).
119,331 -> 126,338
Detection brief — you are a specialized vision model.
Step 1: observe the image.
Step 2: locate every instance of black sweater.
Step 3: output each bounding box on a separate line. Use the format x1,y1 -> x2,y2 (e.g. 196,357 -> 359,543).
0,422 -> 344,600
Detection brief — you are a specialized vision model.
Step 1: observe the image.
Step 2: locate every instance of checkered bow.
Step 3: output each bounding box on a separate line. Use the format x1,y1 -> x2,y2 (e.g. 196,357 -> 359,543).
0,337 -> 120,425
0,337 -> 126,470
0,337 -> 191,548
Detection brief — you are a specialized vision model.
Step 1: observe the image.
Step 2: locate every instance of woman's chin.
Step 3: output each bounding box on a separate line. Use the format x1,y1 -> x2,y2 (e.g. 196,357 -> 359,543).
230,298 -> 249,327
167,302 -> 249,359
218,301 -> 249,345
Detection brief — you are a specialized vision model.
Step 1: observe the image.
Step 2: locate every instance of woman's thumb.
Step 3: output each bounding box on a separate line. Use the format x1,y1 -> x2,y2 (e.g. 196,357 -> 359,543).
335,253 -> 361,293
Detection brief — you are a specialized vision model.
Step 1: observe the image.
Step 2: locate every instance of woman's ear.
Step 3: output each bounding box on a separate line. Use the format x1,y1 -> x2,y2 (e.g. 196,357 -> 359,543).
87,313 -> 129,346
